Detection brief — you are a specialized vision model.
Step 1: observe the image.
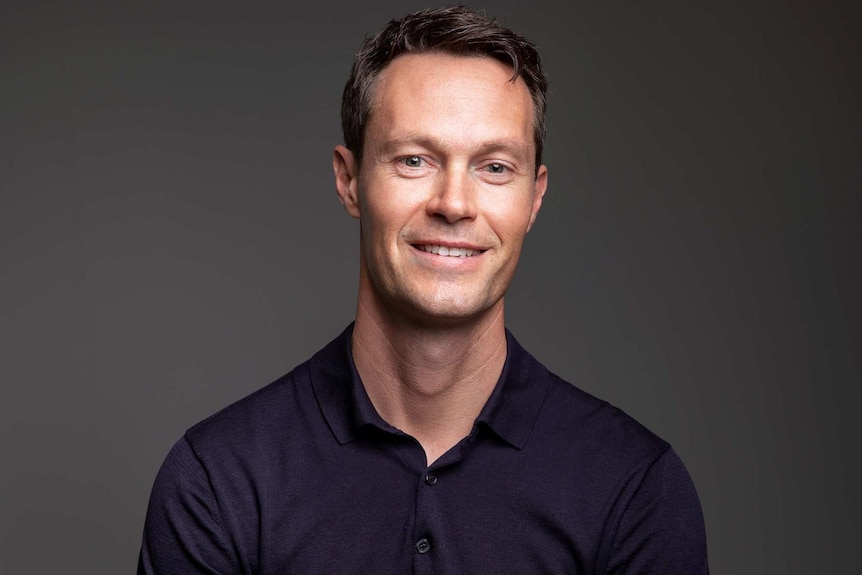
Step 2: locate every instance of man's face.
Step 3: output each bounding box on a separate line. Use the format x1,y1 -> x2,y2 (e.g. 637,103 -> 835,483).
334,53 -> 547,324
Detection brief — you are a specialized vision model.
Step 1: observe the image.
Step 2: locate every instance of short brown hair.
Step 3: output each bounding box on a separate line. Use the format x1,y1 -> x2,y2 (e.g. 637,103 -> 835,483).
341,5 -> 548,172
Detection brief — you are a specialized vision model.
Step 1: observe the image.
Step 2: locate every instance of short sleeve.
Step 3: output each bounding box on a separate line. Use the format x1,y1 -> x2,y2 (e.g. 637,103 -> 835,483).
606,447 -> 709,574
138,436 -> 238,575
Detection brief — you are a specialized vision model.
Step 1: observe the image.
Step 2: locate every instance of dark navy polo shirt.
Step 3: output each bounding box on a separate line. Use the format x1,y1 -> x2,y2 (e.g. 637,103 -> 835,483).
139,325 -> 708,574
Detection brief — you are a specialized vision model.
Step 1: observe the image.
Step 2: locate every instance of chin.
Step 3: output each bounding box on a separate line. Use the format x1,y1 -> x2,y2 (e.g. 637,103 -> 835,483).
398,292 -> 499,325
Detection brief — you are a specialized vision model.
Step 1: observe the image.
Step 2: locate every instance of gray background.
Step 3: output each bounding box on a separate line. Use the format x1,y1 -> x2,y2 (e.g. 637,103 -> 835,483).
2,0 -> 859,572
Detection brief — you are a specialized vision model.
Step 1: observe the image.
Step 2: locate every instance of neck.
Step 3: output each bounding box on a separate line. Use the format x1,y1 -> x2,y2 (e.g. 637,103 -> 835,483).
351,294 -> 508,466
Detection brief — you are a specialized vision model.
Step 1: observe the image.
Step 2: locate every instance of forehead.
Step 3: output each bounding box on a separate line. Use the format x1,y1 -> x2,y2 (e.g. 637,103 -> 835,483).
366,53 -> 535,155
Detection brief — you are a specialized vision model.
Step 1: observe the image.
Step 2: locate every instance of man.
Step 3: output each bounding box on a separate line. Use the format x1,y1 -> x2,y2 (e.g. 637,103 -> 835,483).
139,6 -> 708,574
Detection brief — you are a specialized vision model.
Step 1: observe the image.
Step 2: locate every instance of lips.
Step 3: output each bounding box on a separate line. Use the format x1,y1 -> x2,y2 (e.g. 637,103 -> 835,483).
414,244 -> 484,258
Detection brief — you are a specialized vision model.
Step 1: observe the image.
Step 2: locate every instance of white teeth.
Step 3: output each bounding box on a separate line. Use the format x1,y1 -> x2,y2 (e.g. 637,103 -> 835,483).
418,244 -> 478,258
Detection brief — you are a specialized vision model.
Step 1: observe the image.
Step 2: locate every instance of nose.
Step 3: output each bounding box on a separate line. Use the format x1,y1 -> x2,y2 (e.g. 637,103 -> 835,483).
426,168 -> 477,224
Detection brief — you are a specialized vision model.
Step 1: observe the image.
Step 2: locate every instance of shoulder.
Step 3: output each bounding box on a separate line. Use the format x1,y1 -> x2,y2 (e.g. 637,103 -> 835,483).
183,359 -> 315,461
553,371 -> 667,449
504,332 -> 668,472
532,367 -> 670,472
519,360 -> 691,525
503,337 -> 681,500
527,369 -> 708,571
139,361 -> 319,574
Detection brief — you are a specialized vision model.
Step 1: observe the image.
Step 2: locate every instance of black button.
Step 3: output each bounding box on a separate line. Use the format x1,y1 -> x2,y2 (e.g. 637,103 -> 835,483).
416,538 -> 430,554
425,473 -> 437,486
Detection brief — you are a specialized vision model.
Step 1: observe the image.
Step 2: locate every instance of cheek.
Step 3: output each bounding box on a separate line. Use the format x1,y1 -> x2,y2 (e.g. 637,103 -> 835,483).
360,196 -> 408,250
483,195 -> 536,239
360,182 -> 427,236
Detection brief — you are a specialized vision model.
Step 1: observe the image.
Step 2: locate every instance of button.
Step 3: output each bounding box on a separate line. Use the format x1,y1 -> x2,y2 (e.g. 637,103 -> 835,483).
424,473 -> 437,486
416,538 -> 431,554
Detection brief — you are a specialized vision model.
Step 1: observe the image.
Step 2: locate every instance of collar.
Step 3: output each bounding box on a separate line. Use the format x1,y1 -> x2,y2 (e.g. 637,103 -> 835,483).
310,323 -> 550,450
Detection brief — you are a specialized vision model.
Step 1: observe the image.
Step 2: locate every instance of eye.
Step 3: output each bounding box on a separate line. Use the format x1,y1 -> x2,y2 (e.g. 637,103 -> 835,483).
402,156 -> 423,168
477,161 -> 517,184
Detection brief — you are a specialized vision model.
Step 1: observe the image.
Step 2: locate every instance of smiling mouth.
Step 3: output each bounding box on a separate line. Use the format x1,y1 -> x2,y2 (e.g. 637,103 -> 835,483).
414,244 -> 484,258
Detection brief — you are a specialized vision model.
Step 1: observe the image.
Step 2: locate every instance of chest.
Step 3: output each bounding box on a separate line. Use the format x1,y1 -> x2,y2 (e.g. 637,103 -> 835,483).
217,436 -> 615,575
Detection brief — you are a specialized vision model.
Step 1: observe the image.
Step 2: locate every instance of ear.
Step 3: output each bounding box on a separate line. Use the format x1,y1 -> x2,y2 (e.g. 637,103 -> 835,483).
333,145 -> 361,219
526,164 -> 548,233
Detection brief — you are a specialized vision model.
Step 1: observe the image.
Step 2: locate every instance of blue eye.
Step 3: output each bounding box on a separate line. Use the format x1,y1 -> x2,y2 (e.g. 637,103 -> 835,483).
487,162 -> 506,174
403,156 -> 422,168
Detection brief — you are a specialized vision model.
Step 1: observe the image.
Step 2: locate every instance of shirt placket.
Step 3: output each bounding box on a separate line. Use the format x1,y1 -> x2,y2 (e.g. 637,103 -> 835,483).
411,464 -> 442,575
